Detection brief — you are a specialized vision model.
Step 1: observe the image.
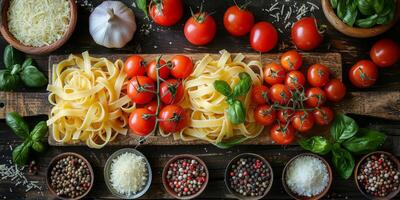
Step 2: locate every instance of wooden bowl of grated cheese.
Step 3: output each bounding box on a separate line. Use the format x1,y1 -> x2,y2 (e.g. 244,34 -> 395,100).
0,0 -> 77,55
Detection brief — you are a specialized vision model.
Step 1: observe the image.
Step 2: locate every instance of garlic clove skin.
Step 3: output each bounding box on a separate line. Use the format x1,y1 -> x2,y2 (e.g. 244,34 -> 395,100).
89,1 -> 136,48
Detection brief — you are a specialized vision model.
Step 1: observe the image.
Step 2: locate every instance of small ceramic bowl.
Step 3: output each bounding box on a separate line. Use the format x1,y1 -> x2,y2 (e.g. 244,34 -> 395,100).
162,154 -> 209,199
224,153 -> 274,200
0,0 -> 77,55
104,148 -> 152,199
354,151 -> 400,200
46,152 -> 94,200
282,153 -> 332,200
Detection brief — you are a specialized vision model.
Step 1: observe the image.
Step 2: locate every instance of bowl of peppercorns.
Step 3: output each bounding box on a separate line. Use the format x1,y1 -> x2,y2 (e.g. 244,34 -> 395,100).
355,151 -> 400,200
46,152 -> 94,200
162,154 -> 209,199
224,153 -> 273,200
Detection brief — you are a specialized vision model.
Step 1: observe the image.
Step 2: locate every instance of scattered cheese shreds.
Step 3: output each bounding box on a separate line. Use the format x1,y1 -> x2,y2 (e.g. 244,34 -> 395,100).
0,161 -> 42,193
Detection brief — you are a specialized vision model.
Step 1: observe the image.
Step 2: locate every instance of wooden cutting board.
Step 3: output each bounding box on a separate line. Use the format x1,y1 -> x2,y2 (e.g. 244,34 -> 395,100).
0,52 -> 399,146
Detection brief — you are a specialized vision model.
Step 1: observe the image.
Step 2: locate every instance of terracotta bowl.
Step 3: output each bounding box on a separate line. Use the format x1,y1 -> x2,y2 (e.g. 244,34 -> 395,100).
354,151 -> 400,200
0,0 -> 77,55
162,154 -> 209,199
46,152 -> 94,200
321,0 -> 400,38
282,153 -> 333,200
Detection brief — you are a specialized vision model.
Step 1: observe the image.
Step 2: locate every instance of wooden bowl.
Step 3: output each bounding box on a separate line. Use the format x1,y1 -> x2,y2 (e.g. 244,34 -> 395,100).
282,153 -> 332,200
46,152 -> 94,200
321,0 -> 400,38
354,151 -> 400,200
162,154 -> 209,199
224,153 -> 273,200
0,0 -> 77,55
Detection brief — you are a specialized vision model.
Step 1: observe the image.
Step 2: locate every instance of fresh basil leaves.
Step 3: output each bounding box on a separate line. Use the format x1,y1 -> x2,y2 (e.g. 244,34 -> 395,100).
330,114 -> 358,143
299,136 -> 332,155
343,128 -> 386,154
332,143 -> 355,179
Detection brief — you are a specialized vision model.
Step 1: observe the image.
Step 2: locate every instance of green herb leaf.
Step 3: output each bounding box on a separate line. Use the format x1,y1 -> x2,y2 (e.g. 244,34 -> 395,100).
357,0 -> 375,15
32,141 -> 46,153
337,0 -> 349,19
331,0 -> 338,9
331,114 -> 358,143
343,128 -> 386,154
136,0 -> 148,18
12,141 -> 32,165
227,100 -> 246,124
373,0 -> 385,14
20,65 -> 48,88
355,14 -> 378,28
30,121 -> 48,141
232,72 -> 252,97
215,136 -> 248,149
3,45 -> 24,70
22,58 -> 35,69
0,69 -> 20,91
5,112 -> 30,140
213,80 -> 232,97
299,136 -> 332,155
342,1 -> 358,26
332,143 -> 355,179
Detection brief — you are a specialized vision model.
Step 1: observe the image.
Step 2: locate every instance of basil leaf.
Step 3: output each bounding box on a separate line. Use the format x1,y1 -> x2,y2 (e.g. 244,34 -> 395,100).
3,45 -> 24,70
337,0 -> 348,19
376,15 -> 389,25
331,0 -> 338,8
20,65 -> 48,88
355,14 -> 378,28
213,80 -> 232,97
10,64 -> 22,75
30,121 -> 48,141
232,72 -> 252,97
343,128 -> 386,154
342,1 -> 358,27
227,100 -> 246,124
32,141 -> 45,153
12,141 -> 32,165
357,0 -> 374,15
0,69 -> 20,91
5,112 -> 30,140
136,0 -> 148,18
331,114 -> 358,143
373,0 -> 385,14
299,136 -> 332,155
332,143 -> 355,179
215,136 -> 248,149
22,58 -> 35,69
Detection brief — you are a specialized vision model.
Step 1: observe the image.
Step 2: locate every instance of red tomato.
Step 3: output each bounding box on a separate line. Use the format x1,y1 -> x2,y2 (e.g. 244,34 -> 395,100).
270,123 -> 296,145
184,12 -> 216,45
349,60 -> 378,88
277,109 -> 294,123
324,79 -> 346,102
305,87 -> 326,107
291,111 -> 314,133
127,76 -> 156,104
124,55 -> 146,78
313,107 -> 334,126
251,85 -> 269,105
263,63 -> 286,85
170,55 -> 194,79
254,104 -> 276,126
269,84 -> 292,105
129,108 -> 156,136
307,64 -> 330,87
285,70 -> 306,90
159,79 -> 184,104
250,22 -> 278,52
147,59 -> 170,81
291,17 -> 323,51
280,50 -> 302,71
223,5 -> 254,36
145,100 -> 159,114
159,105 -> 188,133
149,0 -> 183,26
370,39 -> 400,68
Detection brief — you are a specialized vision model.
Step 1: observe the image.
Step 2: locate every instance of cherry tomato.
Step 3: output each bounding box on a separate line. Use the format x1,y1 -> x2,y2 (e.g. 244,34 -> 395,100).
223,5 -> 254,36
291,111 -> 314,133
147,59 -> 170,81
254,104 -> 276,126
313,107 -> 334,126
129,108 -> 156,136
145,100 -> 159,114
269,84 -> 292,105
250,21 -> 278,52
277,109 -> 295,123
184,12 -> 216,45
370,39 -> 400,68
349,60 -> 378,88
251,85 -> 269,105
270,123 -> 296,145
149,0 -> 183,26
305,87 -> 326,107
160,79 -> 184,104
124,55 -> 146,78
159,105 -> 188,133
324,79 -> 346,102
280,50 -> 302,71
263,63 -> 286,85
285,70 -> 306,90
291,17 -> 323,51
170,55 -> 194,79
307,64 -> 330,87
127,76 -> 155,104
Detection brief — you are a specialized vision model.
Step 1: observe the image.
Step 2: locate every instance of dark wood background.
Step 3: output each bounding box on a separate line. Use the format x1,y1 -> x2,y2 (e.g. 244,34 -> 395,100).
0,0 -> 399,199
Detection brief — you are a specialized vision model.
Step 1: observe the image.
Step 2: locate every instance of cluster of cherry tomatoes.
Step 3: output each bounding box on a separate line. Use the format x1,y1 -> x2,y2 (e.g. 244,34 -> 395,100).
124,55 -> 193,136
251,50 -> 347,145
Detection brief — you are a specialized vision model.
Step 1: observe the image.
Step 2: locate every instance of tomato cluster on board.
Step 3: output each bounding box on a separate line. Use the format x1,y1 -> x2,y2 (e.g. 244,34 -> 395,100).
252,50 -> 347,145
124,55 -> 193,136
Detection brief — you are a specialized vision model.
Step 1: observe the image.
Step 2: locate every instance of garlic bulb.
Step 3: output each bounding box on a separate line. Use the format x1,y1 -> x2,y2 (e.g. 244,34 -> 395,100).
89,1 -> 136,48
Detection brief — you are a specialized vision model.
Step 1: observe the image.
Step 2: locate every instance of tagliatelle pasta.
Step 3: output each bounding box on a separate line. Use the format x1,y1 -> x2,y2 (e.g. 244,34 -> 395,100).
47,52 -> 135,149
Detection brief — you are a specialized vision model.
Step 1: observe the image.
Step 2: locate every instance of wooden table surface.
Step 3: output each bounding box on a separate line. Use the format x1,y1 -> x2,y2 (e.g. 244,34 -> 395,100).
0,0 -> 399,199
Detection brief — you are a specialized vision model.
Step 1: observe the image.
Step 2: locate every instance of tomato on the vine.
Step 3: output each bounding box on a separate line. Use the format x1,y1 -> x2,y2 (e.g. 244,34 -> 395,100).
223,5 -> 254,36
370,39 -> 399,68
307,64 -> 330,87
149,0 -> 183,26
129,108 -> 156,136
147,59 -> 170,81
305,87 -> 326,108
159,105 -> 188,133
291,111 -> 314,133
349,60 -> 378,88
170,55 -> 193,79
280,50 -> 302,71
269,84 -> 292,105
184,12 -> 216,45
144,100 -> 159,114
250,21 -> 278,52
124,55 -> 146,78
285,70 -> 306,90
263,63 -> 286,85
254,104 -> 276,126
313,106 -> 334,126
251,85 -> 269,105
160,79 -> 184,104
277,109 -> 294,123
291,17 -> 323,51
324,79 -> 346,102
127,76 -> 156,104
270,123 -> 295,145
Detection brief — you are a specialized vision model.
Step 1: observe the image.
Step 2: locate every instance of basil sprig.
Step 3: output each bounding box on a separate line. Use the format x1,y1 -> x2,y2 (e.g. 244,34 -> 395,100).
299,114 -> 386,179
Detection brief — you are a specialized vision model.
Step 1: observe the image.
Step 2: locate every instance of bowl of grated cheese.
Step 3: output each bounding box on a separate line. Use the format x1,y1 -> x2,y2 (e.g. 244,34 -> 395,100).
0,0 -> 77,55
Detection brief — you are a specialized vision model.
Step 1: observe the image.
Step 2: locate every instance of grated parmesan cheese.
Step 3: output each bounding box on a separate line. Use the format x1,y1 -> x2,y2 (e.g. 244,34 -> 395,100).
7,0 -> 71,47
0,160 -> 42,193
